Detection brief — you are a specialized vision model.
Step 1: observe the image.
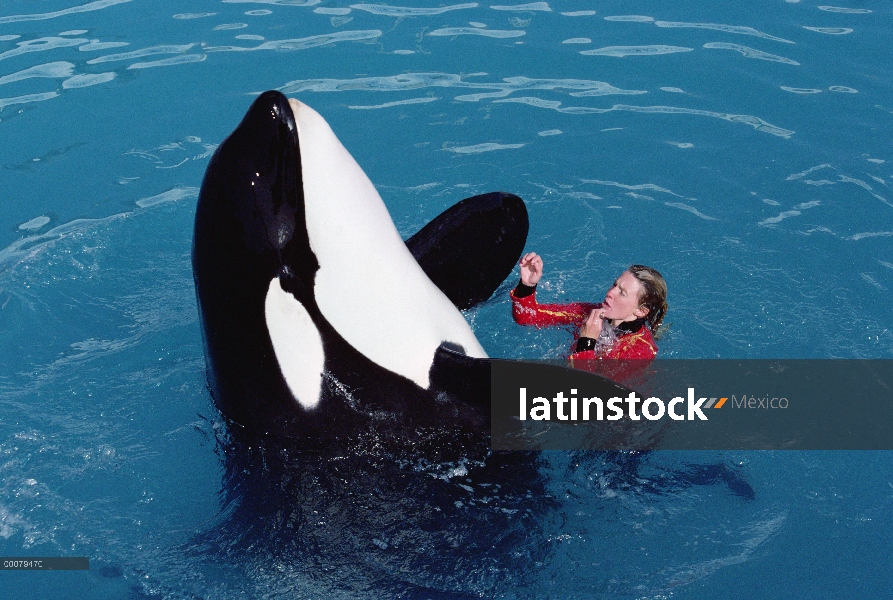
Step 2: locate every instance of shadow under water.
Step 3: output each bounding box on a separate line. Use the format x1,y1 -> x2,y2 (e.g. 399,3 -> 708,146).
192,420 -> 557,598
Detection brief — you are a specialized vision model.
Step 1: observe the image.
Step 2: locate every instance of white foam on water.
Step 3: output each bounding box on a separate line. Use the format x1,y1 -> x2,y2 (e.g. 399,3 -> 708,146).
348,97 -> 438,109
491,3 -> 552,11
604,15 -> 654,22
849,231 -> 893,241
655,21 -> 794,43
817,6 -> 871,13
0,91 -> 59,111
78,40 -> 130,51
860,273 -> 883,290
786,164 -> 833,180
205,30 -> 381,52
87,43 -> 195,64
704,42 -> 799,65
444,142 -> 525,154
135,187 -> 199,208
62,72 -> 116,88
279,73 -> 645,101
223,0 -> 320,5
0,61 -> 74,86
664,202 -> 717,220
349,3 -> 478,17
781,86 -> 822,94
581,45 -> 692,57
580,179 -> 687,198
0,36 -> 88,61
497,99 -> 795,137
0,213 -> 130,272
759,200 -> 820,226
18,216 -> 51,231
128,54 -> 207,69
428,27 -> 525,37
803,26 -> 853,35
0,0 -> 132,25
564,191 -> 602,200
491,96 -> 560,108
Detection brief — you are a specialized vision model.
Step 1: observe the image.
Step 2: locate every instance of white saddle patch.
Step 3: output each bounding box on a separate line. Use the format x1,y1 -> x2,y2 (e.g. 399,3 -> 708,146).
264,277 -> 325,409
288,98 -> 487,390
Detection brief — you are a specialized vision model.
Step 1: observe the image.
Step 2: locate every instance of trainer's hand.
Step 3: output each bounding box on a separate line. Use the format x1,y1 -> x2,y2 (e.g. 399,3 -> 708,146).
580,308 -> 606,339
519,252 -> 543,286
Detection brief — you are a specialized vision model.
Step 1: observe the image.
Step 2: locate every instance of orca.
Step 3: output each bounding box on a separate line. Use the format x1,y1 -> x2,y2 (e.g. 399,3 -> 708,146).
191,93 -> 554,596
192,90 -> 528,440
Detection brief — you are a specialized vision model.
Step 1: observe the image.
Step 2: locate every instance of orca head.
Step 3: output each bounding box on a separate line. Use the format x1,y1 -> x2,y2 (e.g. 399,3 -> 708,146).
195,91 -> 317,295
194,91 -> 326,430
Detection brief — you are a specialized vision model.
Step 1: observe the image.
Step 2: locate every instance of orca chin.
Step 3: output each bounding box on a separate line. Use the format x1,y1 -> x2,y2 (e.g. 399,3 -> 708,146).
193,91 -> 528,440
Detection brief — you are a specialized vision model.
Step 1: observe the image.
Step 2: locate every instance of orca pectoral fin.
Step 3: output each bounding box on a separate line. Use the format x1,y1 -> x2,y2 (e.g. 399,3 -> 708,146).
429,343 -> 491,410
406,192 -> 528,310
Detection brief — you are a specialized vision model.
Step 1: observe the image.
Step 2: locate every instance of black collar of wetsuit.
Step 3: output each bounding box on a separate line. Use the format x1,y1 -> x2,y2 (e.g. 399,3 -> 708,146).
615,317 -> 647,334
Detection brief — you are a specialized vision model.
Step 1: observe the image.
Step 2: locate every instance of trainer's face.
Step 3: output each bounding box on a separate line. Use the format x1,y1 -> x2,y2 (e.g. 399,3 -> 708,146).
602,271 -> 648,324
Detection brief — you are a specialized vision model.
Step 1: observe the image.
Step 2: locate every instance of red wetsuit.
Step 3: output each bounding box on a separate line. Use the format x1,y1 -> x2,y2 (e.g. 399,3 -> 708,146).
510,282 -> 657,379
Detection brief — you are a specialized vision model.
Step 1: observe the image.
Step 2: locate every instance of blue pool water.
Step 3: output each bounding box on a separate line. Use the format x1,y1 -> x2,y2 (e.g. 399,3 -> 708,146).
1,1 -> 892,597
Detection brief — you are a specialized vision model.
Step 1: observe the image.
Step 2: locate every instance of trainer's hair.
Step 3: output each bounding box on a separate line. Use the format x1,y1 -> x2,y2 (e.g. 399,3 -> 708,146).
628,265 -> 668,334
